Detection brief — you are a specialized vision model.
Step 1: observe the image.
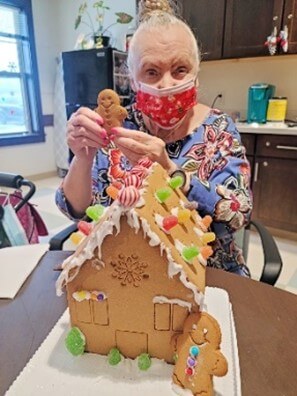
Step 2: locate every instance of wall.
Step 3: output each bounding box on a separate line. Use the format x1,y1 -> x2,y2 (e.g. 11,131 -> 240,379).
56,0 -> 136,53
199,55 -> 297,121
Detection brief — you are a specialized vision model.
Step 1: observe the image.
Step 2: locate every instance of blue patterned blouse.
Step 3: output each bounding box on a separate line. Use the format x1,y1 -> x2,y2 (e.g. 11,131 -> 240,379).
56,106 -> 253,276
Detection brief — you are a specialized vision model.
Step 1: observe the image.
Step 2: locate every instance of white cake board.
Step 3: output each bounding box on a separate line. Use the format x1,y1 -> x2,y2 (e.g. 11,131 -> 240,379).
6,287 -> 241,395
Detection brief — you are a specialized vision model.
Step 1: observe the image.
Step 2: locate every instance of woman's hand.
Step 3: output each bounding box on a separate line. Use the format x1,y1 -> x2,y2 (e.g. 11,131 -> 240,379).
110,127 -> 177,174
67,107 -> 110,161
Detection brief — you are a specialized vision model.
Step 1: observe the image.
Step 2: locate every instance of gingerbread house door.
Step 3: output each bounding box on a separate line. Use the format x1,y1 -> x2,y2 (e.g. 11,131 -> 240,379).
115,330 -> 148,359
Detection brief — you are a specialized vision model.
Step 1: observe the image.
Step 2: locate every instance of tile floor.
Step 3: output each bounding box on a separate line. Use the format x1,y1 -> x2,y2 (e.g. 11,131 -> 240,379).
32,175 -> 297,295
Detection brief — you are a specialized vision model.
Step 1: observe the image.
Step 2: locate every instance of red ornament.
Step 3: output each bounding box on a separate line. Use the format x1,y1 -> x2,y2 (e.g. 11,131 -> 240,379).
185,367 -> 194,376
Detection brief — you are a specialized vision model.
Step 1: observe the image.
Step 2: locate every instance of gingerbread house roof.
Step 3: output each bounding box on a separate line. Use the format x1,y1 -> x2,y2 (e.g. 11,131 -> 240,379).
56,163 -> 213,306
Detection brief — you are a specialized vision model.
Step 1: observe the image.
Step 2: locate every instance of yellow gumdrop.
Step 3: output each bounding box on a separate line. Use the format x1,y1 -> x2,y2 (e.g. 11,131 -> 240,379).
177,208 -> 191,224
202,232 -> 216,244
77,290 -> 86,299
70,232 -> 84,245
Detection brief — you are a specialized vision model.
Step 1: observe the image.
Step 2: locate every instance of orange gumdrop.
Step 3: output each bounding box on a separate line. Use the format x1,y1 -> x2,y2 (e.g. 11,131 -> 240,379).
202,215 -> 212,229
106,185 -> 119,200
200,245 -> 213,259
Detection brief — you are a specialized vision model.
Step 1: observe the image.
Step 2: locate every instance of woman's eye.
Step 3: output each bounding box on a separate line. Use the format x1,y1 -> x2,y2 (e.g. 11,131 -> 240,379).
146,69 -> 158,77
174,66 -> 188,76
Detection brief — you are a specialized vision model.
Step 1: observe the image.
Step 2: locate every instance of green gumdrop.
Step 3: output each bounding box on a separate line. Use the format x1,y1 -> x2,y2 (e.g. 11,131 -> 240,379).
108,348 -> 122,366
65,327 -> 85,356
86,204 -> 104,221
173,353 -> 178,363
169,175 -> 183,189
182,246 -> 199,262
155,188 -> 171,203
138,353 -> 151,371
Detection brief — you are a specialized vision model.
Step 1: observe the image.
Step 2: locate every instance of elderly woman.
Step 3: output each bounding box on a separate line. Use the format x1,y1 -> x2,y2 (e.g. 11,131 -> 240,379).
56,0 -> 252,276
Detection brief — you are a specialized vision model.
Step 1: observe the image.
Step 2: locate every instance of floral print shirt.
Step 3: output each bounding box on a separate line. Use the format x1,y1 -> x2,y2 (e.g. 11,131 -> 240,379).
56,105 -> 253,276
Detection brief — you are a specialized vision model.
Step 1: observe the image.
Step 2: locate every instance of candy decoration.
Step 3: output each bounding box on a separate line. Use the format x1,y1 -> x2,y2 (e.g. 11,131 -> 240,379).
130,165 -> 149,179
185,344 -> 200,376
138,353 -> 152,371
106,185 -> 119,200
86,204 -> 105,221
70,232 -> 84,245
177,208 -> 191,224
200,246 -> 213,259
155,188 -> 172,203
169,175 -> 184,189
138,157 -> 153,168
124,174 -> 142,188
189,345 -> 200,357
118,185 -> 140,207
72,290 -> 106,302
163,215 -> 178,231
65,327 -> 86,356
202,232 -> 216,244
112,180 -> 124,190
182,246 -> 199,262
78,220 -> 92,236
108,348 -> 122,365
202,215 -> 212,228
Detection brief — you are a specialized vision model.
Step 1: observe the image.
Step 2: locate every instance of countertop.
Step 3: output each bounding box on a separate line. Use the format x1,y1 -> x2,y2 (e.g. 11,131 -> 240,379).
236,122 -> 297,136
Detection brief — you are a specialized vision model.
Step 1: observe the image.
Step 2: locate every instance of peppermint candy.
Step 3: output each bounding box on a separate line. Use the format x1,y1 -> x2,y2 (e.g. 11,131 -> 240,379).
124,174 -> 143,188
138,157 -> 153,169
118,186 -> 140,207
130,165 -> 150,179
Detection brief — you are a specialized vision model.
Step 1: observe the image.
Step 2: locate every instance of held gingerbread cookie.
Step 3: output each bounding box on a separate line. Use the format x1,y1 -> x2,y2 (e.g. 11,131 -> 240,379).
172,312 -> 228,396
95,89 -> 128,133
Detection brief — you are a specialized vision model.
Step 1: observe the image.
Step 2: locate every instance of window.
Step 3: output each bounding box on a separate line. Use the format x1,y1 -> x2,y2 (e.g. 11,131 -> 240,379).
0,0 -> 44,146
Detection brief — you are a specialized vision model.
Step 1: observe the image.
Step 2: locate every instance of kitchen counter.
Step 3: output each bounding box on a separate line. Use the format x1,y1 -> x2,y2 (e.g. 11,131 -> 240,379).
236,122 -> 297,136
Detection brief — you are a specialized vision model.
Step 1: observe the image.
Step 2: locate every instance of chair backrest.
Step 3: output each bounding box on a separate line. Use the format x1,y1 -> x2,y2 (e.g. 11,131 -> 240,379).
234,226 -> 250,261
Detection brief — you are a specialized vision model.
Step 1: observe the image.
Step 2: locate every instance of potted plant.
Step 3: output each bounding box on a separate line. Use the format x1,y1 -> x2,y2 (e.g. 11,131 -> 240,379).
75,1 -> 133,48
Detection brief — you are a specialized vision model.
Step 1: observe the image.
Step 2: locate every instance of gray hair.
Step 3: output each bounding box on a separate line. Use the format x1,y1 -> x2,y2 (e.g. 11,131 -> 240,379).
127,12 -> 200,79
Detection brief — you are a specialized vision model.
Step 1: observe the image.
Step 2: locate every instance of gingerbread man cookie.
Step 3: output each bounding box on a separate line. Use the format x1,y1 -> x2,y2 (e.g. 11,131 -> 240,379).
95,89 -> 128,133
172,312 -> 228,396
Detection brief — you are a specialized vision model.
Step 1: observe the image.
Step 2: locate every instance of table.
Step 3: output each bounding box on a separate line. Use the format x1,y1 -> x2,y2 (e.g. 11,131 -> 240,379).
1,251 -> 297,396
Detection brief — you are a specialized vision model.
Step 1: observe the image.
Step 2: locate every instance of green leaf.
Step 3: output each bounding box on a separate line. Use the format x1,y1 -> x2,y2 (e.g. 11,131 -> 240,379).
75,15 -> 82,29
115,12 -> 134,24
78,2 -> 87,15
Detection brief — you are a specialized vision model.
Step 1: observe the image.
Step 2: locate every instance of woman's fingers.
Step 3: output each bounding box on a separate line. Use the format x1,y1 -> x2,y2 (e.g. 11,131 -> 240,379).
115,137 -> 148,156
110,127 -> 150,143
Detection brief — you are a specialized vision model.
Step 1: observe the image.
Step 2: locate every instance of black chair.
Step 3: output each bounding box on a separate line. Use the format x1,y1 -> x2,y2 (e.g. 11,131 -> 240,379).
49,218 -> 282,286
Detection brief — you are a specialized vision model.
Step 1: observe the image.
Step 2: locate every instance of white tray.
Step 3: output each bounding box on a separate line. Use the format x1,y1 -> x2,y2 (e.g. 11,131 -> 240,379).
6,287 -> 241,395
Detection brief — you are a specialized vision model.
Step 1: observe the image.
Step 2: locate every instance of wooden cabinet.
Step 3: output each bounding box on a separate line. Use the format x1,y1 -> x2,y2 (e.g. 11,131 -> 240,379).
241,133 -> 297,234
223,0 -> 284,58
179,0 -> 297,59
180,0 -> 225,60
284,0 -> 297,53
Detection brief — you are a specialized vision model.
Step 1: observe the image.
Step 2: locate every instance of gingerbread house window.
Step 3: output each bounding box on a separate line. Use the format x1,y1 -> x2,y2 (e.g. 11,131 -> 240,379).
154,298 -> 190,332
73,291 -> 109,326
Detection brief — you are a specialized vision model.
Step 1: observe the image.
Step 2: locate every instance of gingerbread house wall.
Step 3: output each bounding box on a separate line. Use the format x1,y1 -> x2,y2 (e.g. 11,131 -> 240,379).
66,217 -> 200,363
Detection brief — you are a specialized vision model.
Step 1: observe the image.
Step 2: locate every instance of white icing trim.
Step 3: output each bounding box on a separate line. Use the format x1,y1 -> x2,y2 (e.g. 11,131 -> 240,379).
153,296 -> 192,311
171,207 -> 179,217
140,218 -> 161,247
193,226 -> 204,237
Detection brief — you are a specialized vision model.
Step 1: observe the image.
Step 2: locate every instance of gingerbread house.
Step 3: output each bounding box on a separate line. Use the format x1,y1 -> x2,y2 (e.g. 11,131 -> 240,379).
56,162 -> 215,364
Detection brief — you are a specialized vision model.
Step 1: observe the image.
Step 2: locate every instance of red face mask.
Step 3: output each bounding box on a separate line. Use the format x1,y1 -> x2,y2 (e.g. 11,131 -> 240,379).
135,79 -> 197,129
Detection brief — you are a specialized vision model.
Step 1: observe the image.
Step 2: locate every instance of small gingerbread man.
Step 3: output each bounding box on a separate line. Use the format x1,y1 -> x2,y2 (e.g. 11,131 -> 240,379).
172,312 -> 228,396
95,89 -> 128,133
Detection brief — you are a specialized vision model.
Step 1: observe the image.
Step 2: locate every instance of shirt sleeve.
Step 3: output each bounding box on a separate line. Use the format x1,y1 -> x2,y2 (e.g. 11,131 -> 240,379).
186,116 -> 253,231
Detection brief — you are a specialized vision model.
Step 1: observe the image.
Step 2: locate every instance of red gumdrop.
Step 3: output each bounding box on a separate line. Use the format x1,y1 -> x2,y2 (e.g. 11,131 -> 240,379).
163,215 -> 178,231
78,221 -> 92,235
